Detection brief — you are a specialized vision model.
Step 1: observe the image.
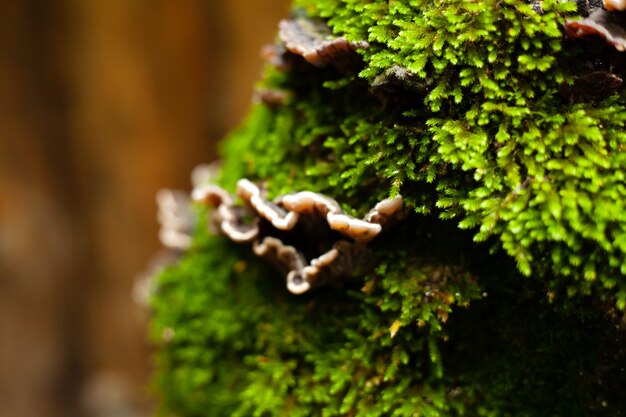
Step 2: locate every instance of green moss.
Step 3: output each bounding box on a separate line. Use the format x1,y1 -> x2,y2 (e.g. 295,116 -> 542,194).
222,0 -> 626,307
152,1 -> 626,415
153,217 -> 626,415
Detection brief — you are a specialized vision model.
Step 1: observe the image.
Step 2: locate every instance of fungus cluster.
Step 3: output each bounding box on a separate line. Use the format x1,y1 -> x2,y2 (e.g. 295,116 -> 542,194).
192,179 -> 403,294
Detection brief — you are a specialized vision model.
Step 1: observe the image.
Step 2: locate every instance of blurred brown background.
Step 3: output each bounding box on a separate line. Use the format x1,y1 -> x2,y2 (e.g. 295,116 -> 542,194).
0,1 -> 290,416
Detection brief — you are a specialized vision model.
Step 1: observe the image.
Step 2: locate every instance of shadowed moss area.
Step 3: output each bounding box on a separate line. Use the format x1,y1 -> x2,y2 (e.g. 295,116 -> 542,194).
152,216 -> 626,416
153,1 -> 626,415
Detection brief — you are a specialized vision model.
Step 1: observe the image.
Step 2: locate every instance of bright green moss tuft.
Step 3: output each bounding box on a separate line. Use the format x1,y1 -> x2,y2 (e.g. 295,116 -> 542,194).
152,1 -> 626,415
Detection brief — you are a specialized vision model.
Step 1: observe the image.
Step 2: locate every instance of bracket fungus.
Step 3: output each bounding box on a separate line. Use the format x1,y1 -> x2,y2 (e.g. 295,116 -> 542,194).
254,88 -> 290,107
278,17 -> 369,68
192,179 -> 404,294
136,187 -> 197,309
192,184 -> 260,243
156,189 -> 195,250
604,0 -> 626,11
253,238 -> 374,294
565,7 -> 626,51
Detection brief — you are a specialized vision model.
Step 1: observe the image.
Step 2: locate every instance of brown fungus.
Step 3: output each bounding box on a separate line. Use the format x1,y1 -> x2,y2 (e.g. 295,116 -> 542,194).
193,179 -> 404,294
156,189 -> 195,250
565,8 -> 626,51
191,162 -> 221,188
138,170 -> 210,309
278,17 -> 368,68
137,190 -> 196,309
254,88 -> 290,107
605,0 -> 626,11
369,65 -> 432,96
260,43 -> 290,70
237,179 -> 299,231
253,238 -> 374,295
278,190 -> 403,242
260,43 -> 305,72
192,184 -> 259,243
252,237 -> 310,294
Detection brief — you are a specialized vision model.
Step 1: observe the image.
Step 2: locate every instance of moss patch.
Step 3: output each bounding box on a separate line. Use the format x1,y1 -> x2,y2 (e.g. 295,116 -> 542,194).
152,1 -> 626,415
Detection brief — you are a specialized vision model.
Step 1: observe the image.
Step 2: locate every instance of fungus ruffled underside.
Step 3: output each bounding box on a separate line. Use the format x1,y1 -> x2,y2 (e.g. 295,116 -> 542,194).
192,179 -> 404,293
151,1 -> 626,415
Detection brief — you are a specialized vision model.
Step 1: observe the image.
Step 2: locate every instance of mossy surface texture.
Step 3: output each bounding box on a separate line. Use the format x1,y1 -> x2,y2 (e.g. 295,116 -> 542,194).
152,1 -> 626,415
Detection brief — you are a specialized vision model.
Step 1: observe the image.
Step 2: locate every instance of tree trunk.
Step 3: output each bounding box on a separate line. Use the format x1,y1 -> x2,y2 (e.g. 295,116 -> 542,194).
0,1 -> 288,416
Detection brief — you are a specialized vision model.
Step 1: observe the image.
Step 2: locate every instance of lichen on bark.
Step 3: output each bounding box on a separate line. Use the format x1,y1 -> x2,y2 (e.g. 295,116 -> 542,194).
151,1 -> 626,415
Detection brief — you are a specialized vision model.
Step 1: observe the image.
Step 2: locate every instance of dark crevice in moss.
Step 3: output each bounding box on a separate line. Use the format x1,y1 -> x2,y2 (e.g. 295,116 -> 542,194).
445,276 -> 626,417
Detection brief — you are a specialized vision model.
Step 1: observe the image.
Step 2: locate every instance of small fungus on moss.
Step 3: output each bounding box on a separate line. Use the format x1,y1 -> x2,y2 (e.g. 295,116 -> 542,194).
565,8 -> 626,51
604,0 -> 626,11
156,189 -> 194,250
260,44 -> 292,71
237,179 -> 300,231
192,178 -> 403,293
253,237 -> 371,294
254,88 -> 290,107
192,184 -> 260,243
278,17 -> 368,67
137,185 -> 200,309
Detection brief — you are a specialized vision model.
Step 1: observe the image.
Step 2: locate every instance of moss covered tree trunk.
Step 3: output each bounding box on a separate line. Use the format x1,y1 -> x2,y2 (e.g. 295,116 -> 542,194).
151,1 -> 626,416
